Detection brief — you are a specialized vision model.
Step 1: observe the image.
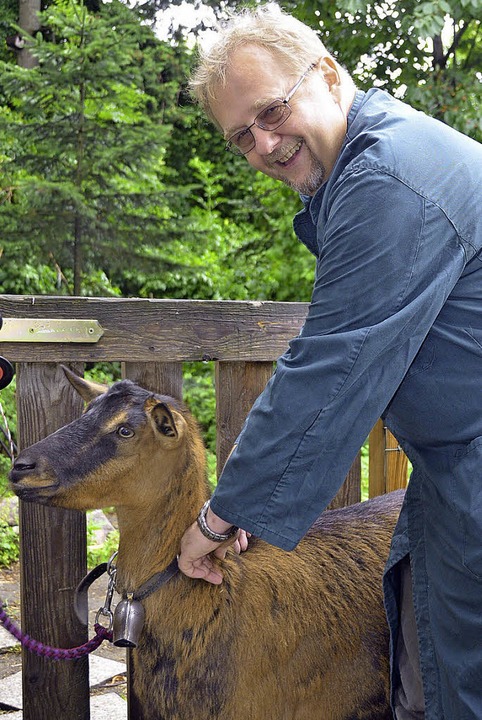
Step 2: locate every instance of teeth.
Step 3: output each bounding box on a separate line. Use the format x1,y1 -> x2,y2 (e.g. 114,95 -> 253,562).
278,141 -> 302,163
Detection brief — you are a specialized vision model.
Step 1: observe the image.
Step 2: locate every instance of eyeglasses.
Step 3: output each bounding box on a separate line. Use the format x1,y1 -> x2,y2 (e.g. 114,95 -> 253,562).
225,62 -> 317,156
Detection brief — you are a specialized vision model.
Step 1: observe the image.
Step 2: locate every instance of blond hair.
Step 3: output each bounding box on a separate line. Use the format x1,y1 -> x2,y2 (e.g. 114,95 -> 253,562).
189,4 -> 333,124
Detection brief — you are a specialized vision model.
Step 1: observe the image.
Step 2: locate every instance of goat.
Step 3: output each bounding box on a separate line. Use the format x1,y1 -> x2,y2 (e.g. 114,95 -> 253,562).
10,367 -> 403,720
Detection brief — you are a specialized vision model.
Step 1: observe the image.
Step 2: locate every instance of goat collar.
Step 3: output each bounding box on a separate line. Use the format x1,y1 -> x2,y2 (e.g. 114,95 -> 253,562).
75,555 -> 179,626
125,557 -> 179,602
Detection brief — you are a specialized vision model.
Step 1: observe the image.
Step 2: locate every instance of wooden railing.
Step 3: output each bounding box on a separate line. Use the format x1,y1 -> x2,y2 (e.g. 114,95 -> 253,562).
0,295 -> 408,720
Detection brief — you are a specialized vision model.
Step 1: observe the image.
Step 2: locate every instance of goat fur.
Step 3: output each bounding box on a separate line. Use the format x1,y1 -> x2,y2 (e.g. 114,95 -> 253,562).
10,367 -> 403,720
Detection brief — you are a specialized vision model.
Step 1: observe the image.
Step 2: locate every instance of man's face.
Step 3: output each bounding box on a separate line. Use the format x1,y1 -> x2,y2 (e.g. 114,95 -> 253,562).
210,44 -> 350,196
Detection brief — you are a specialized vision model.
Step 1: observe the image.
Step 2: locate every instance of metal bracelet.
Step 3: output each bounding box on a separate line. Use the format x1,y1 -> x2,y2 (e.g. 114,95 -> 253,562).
196,500 -> 238,542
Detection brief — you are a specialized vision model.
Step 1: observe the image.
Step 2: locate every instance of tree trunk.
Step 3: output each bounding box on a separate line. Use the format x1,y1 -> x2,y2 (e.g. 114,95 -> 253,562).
18,0 -> 41,68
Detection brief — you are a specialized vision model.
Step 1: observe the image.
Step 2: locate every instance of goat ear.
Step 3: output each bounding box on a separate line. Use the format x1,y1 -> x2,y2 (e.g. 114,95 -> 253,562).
61,364 -> 108,402
151,402 -> 181,439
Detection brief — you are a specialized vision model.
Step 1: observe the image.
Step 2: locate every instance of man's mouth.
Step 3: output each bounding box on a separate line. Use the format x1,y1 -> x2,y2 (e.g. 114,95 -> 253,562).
276,140 -> 303,166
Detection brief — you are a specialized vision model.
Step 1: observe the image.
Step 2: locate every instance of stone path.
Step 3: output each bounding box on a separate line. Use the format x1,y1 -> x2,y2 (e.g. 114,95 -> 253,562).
0,625 -> 127,719
1,498 -> 126,717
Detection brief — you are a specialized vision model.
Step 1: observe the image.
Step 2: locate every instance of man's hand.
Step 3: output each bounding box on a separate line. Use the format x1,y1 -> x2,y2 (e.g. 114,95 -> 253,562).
178,506 -> 249,585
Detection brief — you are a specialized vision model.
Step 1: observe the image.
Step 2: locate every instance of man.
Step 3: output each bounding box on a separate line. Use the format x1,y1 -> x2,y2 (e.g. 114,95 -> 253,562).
178,5 -> 482,719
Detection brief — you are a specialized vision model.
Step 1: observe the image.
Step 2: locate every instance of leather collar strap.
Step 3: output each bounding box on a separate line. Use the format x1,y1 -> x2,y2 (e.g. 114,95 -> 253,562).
75,562 -> 109,626
74,557 -> 179,625
130,557 -> 179,602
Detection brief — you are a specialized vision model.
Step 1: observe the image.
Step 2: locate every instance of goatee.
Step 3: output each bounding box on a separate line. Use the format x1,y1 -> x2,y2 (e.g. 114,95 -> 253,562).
281,147 -> 326,195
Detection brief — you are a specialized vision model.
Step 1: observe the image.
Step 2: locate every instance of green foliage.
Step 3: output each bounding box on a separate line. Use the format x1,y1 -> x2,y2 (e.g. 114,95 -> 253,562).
182,362 -> 216,451
118,156 -> 315,302
3,0 -> 479,301
86,521 -> 119,569
0,0 -> 17,64
0,378 -> 17,499
283,0 -> 482,141
0,0 -> 181,295
0,521 -> 19,567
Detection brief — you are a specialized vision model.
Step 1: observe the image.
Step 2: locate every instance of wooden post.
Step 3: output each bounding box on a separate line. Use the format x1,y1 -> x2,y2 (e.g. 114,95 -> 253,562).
17,362 -> 89,720
215,360 -> 360,510
122,361 -> 183,720
369,419 -> 409,497
123,361 -> 183,398
215,361 -> 273,474
327,453 -> 361,509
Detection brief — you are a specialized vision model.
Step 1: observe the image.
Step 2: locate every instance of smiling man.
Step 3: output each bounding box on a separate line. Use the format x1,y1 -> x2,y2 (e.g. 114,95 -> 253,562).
211,46 -> 353,194
177,5 -> 482,720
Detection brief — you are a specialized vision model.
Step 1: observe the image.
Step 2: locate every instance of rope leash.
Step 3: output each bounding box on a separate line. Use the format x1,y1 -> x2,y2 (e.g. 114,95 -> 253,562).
0,602 -> 113,660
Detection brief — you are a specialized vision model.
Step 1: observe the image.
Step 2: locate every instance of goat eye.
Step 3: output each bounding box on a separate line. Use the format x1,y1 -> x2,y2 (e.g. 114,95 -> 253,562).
117,425 -> 134,438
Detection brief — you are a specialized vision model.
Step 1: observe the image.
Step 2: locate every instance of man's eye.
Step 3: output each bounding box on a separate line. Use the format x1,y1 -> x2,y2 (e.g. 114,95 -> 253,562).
234,127 -> 251,143
258,103 -> 284,125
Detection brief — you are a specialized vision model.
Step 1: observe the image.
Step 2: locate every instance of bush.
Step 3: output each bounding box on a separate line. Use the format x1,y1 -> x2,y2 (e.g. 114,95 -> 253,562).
0,521 -> 19,567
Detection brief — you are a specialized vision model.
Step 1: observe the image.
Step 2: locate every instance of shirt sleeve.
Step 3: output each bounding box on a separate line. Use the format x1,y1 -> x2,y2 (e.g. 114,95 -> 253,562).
210,167 -> 466,550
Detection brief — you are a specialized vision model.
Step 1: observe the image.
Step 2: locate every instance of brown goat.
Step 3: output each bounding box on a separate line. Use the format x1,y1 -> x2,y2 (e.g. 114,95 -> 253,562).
10,367 -> 403,720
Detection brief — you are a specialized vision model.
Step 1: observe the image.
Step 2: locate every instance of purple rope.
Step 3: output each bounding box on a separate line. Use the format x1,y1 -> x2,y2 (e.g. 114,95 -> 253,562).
0,602 -> 113,660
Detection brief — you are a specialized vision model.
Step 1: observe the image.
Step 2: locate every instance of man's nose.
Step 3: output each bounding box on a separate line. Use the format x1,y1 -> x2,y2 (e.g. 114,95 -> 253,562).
251,125 -> 281,155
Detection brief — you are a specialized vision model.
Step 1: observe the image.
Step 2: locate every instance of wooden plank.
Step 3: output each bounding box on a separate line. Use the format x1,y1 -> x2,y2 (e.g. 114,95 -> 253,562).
385,429 -> 409,492
0,295 -> 307,362
369,420 -> 409,497
215,361 -> 273,476
122,361 -> 183,398
328,453 -> 361,509
368,419 -> 386,498
215,360 -> 360,509
16,362 -> 90,720
121,362 -> 182,720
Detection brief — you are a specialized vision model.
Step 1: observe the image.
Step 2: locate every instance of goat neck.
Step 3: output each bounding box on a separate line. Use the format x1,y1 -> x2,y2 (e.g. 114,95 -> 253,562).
113,475 -> 209,594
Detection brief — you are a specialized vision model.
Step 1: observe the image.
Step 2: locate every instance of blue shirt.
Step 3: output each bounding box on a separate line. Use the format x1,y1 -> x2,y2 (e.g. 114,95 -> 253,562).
210,88 -> 482,550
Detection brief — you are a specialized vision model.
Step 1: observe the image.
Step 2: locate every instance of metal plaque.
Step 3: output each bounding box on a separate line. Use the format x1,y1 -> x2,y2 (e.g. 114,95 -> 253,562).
0,318 -> 104,343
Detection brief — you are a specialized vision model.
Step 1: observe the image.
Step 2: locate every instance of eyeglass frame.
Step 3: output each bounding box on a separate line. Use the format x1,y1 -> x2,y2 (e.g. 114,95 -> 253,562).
224,62 -> 317,156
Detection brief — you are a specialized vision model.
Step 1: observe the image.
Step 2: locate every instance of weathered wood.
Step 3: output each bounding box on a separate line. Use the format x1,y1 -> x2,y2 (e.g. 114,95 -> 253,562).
368,420 -> 385,498
17,362 -> 89,720
5,298 -> 410,720
369,419 -> 408,497
215,361 -> 274,475
328,454 -> 362,509
122,361 -> 183,398
0,295 -> 307,363
122,361 -> 183,720
385,429 -> 409,493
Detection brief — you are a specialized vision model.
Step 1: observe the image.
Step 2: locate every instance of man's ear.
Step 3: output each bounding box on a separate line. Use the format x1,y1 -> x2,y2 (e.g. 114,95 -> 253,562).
318,56 -> 343,101
61,364 -> 108,402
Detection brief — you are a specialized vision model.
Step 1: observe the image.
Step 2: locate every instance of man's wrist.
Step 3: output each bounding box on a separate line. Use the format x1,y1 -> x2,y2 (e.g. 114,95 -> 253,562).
196,500 -> 238,542
206,506 -> 233,533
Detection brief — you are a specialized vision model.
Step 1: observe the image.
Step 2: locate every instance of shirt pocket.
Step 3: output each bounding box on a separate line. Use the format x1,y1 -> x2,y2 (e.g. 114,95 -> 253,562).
453,436 -> 482,580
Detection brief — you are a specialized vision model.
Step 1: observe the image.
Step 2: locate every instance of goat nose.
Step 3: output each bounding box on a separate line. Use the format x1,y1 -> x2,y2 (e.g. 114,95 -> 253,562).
10,458 -> 37,480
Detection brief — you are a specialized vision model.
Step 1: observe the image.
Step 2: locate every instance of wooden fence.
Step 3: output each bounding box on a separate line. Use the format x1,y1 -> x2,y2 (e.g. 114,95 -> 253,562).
0,294 -> 408,720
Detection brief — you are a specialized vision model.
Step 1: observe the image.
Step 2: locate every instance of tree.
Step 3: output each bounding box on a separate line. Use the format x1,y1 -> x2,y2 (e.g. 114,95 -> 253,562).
283,0 -> 482,141
17,0 -> 41,67
0,0 -> 183,295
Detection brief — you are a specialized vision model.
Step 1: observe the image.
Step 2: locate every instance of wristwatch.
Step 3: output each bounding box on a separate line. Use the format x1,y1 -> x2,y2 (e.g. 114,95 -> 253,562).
196,500 -> 238,542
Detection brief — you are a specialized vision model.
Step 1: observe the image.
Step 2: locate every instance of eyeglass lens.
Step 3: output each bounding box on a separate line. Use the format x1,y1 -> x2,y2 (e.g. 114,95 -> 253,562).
230,101 -> 290,154
226,63 -> 316,156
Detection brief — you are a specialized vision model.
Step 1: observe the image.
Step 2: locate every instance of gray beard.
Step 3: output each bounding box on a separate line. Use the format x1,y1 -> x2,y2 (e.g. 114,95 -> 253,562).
281,149 -> 326,195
